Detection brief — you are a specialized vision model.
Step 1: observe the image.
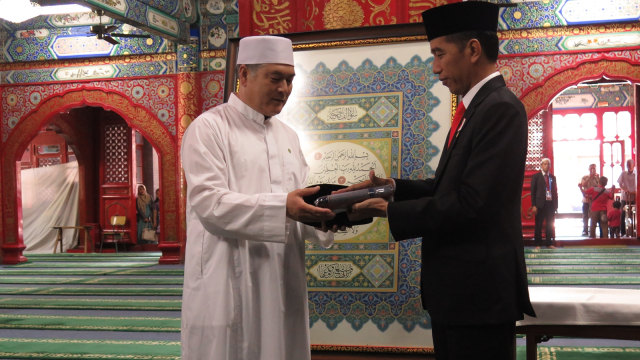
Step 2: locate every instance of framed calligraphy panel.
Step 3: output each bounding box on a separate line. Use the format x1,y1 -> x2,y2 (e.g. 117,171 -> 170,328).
225,24 -> 453,351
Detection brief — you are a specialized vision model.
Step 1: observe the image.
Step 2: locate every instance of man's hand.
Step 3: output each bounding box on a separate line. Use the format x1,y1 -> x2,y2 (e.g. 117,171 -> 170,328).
530,206 -> 538,215
348,197 -> 389,220
316,222 -> 347,233
334,170 -> 394,194
331,170 -> 394,221
286,186 -> 335,223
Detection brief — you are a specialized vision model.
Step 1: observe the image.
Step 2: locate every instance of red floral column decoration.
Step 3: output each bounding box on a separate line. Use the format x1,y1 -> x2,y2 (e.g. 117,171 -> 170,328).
175,72 -> 199,262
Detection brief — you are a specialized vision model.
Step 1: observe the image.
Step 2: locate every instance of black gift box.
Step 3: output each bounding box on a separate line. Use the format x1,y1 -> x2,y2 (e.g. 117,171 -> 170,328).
302,184 -> 373,228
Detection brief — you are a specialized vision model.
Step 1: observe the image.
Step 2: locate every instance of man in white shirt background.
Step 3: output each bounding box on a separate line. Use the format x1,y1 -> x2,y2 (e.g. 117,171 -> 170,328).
617,159 -> 636,237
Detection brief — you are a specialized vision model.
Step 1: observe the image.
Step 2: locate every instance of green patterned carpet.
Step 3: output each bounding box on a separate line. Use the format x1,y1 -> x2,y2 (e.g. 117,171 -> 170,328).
0,249 -> 638,359
516,345 -> 640,360
0,338 -> 180,359
0,339 -> 635,360
0,252 -> 181,359
525,246 -> 640,283
0,276 -> 184,285
0,314 -> 180,332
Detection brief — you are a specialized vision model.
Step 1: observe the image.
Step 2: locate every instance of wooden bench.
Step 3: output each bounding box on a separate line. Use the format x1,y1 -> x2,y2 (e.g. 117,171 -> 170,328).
52,225 -> 94,253
516,286 -> 640,360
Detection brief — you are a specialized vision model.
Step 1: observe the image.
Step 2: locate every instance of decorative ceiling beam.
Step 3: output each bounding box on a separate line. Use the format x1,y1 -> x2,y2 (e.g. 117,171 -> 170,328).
34,0 -> 190,44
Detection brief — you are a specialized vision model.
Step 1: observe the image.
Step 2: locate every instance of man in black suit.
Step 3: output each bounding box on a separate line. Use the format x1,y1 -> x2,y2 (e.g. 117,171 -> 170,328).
531,158 -> 558,248
339,2 -> 535,358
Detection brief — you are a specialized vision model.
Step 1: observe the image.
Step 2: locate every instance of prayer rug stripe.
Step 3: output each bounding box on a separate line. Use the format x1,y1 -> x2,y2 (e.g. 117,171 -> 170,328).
526,253 -> 640,259
516,345 -> 640,360
525,247 -> 640,253
0,276 -> 183,285
0,314 -> 180,332
0,269 -> 183,276
525,259 -> 640,265
0,298 -> 181,310
0,287 -> 182,296
7,262 -> 156,268
19,257 -> 160,262
0,337 -> 180,359
528,275 -> 640,285
527,265 -> 640,274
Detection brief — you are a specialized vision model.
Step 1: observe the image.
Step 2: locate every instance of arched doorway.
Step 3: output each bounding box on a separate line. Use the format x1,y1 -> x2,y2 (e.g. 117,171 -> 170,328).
519,60 -> 640,240
1,90 -> 181,264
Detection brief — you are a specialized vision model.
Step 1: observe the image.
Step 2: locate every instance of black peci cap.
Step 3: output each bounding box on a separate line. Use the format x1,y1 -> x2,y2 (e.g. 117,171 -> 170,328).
421,1 -> 499,41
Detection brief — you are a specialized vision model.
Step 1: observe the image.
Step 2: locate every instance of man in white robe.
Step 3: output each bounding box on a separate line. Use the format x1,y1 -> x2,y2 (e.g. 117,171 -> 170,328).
180,35 -> 336,360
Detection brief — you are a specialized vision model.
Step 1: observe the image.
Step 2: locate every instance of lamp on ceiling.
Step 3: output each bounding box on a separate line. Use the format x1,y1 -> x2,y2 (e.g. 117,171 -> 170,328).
0,0 -> 90,23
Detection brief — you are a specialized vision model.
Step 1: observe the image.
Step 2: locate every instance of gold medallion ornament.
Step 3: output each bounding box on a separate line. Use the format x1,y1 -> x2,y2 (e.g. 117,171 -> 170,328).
323,0 -> 365,29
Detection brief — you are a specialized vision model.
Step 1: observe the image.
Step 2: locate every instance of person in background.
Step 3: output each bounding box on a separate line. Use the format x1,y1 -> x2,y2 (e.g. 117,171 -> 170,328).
180,35 -> 337,360
135,184 -> 153,243
531,158 -> 558,249
579,163 -> 600,236
608,200 -> 622,238
152,188 -> 160,234
337,2 -> 535,358
617,159 -> 636,236
586,176 -> 614,238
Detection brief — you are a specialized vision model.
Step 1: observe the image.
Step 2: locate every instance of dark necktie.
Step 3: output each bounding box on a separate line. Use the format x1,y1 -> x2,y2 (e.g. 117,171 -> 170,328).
447,103 -> 466,147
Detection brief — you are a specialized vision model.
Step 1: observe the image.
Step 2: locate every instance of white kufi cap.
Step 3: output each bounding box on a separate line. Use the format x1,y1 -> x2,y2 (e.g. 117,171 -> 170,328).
236,35 -> 294,66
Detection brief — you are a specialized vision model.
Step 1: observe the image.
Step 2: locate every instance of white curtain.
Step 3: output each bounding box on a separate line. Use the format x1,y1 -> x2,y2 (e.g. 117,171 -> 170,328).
21,161 -> 79,253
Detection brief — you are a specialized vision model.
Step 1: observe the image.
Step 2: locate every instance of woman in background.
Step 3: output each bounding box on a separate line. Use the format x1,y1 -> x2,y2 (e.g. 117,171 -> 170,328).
136,184 -> 153,243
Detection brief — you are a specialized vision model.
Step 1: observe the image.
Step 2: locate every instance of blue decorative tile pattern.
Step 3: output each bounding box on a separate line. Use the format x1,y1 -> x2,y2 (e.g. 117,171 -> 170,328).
2,60 -> 175,84
198,0 -> 239,51
499,0 -> 564,29
499,0 -> 639,30
499,29 -> 640,55
2,23 -> 170,62
306,251 -> 397,291
137,0 -> 181,16
558,0 -> 640,25
177,37 -> 200,72
86,0 -> 189,42
289,56 -> 440,181
293,54 -> 438,331
554,83 -> 632,108
308,239 -> 428,332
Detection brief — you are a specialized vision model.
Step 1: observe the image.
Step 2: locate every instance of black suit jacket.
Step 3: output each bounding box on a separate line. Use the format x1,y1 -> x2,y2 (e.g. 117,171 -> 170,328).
531,171 -> 558,210
387,76 -> 535,325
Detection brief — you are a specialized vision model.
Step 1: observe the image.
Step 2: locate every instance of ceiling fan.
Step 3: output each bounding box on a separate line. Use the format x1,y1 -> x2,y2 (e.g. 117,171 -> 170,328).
88,9 -> 151,45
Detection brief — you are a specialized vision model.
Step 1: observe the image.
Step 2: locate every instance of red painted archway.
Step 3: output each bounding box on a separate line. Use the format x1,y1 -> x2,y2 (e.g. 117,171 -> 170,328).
0,89 -> 182,264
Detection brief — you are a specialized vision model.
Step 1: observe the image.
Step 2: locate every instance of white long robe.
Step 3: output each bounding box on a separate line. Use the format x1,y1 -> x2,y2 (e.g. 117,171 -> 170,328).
180,93 -> 333,360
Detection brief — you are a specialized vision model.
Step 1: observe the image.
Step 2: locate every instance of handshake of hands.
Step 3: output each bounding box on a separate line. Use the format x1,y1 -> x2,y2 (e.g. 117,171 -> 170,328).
286,170 -> 395,231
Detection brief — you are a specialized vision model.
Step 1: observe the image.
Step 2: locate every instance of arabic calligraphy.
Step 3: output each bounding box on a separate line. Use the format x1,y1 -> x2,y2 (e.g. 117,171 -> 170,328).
306,141 -> 387,241
147,9 -> 179,35
54,65 -> 116,80
317,104 -> 365,123
308,144 -> 383,186
316,262 -> 355,279
565,33 -> 640,50
252,0 -> 293,34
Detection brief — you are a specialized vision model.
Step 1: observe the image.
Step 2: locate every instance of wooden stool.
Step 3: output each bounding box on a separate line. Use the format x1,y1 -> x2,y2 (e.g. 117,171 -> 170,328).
51,225 -> 93,253
52,226 -> 64,253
